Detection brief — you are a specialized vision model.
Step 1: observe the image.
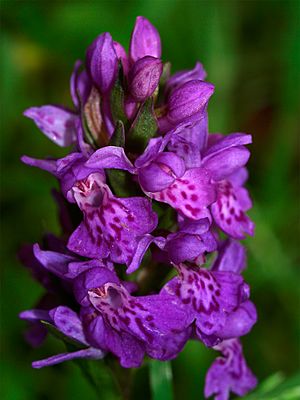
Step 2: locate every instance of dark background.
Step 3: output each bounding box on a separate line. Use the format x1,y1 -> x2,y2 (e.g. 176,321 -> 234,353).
1,1 -> 299,399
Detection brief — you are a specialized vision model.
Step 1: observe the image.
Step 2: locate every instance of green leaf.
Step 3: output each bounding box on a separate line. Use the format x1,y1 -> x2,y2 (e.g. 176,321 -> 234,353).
243,371 -> 300,400
109,120 -> 125,147
110,61 -> 128,125
127,97 -> 158,153
150,360 -> 173,400
107,169 -> 142,198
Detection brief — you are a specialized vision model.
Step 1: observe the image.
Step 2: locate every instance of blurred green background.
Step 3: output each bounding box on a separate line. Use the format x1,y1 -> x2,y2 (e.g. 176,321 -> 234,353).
1,0 -> 299,399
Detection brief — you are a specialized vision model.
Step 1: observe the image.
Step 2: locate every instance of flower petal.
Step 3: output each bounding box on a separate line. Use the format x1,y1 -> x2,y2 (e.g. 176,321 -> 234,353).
150,168 -> 216,220
204,339 -> 257,400
24,106 -> 78,147
129,16 -> 161,62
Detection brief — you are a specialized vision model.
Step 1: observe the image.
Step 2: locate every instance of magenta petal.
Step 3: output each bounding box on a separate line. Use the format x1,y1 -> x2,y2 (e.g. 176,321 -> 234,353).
24,106 -> 78,147
129,16 -> 161,62
217,300 -> 257,339
33,244 -> 77,279
204,339 -> 257,400
202,147 -> 250,181
151,168 -> 216,220
19,309 -> 51,322
212,239 -> 246,274
165,62 -> 207,94
167,80 -> 214,124
203,133 -> 252,159
165,232 -> 217,264
67,221 -> 110,259
126,235 -> 166,274
129,56 -> 163,102
113,41 -> 130,75
86,32 -> 118,93
49,306 -> 87,344
21,155 -> 57,174
138,162 -> 176,192
70,60 -> 92,109
74,268 -> 119,306
211,183 -> 254,239
85,146 -> 135,173
32,347 -> 104,369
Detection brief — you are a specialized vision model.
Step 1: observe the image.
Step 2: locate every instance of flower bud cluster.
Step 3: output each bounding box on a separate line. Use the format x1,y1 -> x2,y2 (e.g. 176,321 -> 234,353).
20,16 -> 257,399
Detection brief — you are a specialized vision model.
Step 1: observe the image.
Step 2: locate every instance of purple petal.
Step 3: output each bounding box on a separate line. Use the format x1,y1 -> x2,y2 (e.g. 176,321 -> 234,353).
70,60 -> 92,109
211,239 -> 246,274
81,309 -> 145,368
138,152 -> 185,192
19,309 -> 51,322
113,41 -> 130,75
202,147 -> 250,181
203,133 -> 252,159
73,268 -> 120,306
204,339 -> 257,400
33,244 -> 77,280
49,306 -> 87,344
150,168 -> 216,220
67,221 -> 109,259
32,347 -> 104,369
167,117 -> 208,168
21,155 -> 57,174
165,231 -> 217,264
167,80 -> 214,124
86,32 -> 118,93
24,106 -> 78,147
165,62 -> 207,94
129,56 -> 162,102
227,167 -> 249,187
85,146 -> 135,173
126,235 -> 166,274
129,16 -> 161,62
211,183 -> 254,239
135,137 -> 166,168
217,300 -> 257,339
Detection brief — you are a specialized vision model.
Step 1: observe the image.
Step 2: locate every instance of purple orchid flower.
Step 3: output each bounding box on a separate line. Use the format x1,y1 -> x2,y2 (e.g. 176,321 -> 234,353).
74,267 -> 190,367
20,306 -> 105,368
66,172 -> 162,273
20,15 -> 258,399
161,262 -> 256,347
204,338 -> 257,400
85,137 -> 217,221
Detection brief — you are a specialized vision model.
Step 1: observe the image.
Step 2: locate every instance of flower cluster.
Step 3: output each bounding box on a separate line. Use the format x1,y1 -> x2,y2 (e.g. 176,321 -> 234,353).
20,16 -> 257,399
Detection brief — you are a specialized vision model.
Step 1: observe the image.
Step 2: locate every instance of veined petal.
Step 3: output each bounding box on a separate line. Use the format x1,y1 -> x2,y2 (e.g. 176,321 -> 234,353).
32,347 -> 104,369
85,146 -> 135,173
129,16 -> 161,62
24,106 -> 78,147
204,339 -> 257,400
211,182 -> 254,239
202,147 -> 250,181
211,239 -> 246,274
203,133 -> 252,159
150,168 -> 216,220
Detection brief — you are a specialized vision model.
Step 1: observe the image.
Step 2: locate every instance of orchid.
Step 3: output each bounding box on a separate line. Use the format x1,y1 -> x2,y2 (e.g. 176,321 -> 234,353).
20,16 -> 257,400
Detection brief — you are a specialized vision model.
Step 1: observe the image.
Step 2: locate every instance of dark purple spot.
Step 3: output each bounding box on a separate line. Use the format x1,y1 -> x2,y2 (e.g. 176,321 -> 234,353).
188,184 -> 195,190
191,194 -> 198,202
208,284 -> 214,291
181,191 -> 187,199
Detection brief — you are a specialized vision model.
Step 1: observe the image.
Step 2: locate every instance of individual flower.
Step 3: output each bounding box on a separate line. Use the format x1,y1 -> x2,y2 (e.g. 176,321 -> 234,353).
67,172 -> 161,272
20,306 -> 105,368
204,338 -> 257,400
